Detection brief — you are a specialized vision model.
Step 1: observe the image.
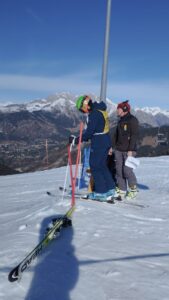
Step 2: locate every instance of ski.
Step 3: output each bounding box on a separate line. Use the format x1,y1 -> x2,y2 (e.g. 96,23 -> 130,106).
59,186 -> 71,192
8,205 -> 75,283
59,189 -> 116,204
120,201 -> 146,208
49,188 -> 143,206
113,197 -> 146,208
108,195 -> 146,208
58,186 -> 87,197
47,190 -> 145,208
47,188 -> 87,198
80,196 -> 115,204
46,191 -> 57,197
47,190 -> 115,204
80,195 -> 145,207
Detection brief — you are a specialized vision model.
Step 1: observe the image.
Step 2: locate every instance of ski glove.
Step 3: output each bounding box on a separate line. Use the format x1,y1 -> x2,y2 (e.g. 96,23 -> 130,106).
69,135 -> 79,145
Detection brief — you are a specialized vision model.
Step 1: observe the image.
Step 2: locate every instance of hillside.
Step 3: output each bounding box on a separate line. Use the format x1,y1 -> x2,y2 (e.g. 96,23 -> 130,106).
0,93 -> 169,174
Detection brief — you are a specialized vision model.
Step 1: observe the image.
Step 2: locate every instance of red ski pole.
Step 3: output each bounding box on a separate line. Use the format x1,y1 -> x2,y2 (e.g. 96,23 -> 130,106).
68,122 -> 83,207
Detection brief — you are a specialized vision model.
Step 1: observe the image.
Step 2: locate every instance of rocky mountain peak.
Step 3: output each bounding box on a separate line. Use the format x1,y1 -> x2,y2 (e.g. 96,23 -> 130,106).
0,92 -> 169,127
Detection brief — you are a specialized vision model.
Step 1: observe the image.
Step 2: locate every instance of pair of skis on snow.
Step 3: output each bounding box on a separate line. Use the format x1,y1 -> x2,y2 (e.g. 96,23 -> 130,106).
8,123 -> 84,283
59,186 -> 116,204
47,186 -> 145,208
47,186 -> 115,204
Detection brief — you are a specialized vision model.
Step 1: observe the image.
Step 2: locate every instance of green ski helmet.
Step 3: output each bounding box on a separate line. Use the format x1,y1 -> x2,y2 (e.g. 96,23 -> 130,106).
76,95 -> 86,110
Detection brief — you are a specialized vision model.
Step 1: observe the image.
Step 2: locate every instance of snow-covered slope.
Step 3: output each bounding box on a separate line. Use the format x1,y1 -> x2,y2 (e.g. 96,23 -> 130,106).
1,156 -> 169,300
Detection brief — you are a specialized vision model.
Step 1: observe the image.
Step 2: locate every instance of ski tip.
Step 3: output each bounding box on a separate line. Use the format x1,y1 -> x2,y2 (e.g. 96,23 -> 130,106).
8,267 -> 19,282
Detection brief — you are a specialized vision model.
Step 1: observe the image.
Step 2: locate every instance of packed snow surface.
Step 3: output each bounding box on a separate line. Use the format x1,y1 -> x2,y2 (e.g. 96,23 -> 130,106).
1,156 -> 169,300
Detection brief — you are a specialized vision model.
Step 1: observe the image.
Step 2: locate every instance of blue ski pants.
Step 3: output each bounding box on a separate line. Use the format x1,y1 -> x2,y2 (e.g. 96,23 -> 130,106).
89,147 -> 115,193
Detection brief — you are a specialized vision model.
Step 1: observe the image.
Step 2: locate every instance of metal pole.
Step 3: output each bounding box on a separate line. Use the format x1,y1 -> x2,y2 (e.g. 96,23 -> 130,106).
100,0 -> 112,103
45,139 -> 49,168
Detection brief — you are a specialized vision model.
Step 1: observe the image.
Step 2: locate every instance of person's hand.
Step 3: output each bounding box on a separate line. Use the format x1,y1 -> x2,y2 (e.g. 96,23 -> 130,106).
127,151 -> 132,156
68,135 -> 79,145
108,147 -> 113,155
69,135 -> 76,145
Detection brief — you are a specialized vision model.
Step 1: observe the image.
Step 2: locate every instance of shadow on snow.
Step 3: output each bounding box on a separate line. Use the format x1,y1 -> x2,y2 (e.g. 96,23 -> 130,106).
25,214 -> 79,300
137,183 -> 149,190
80,252 -> 169,265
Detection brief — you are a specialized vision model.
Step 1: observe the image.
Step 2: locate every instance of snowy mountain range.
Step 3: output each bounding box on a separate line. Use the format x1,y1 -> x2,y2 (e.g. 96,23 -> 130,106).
0,92 -> 168,174
0,92 -> 169,127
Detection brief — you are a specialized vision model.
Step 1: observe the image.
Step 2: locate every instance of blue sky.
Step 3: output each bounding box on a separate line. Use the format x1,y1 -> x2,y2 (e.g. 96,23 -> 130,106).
0,0 -> 169,109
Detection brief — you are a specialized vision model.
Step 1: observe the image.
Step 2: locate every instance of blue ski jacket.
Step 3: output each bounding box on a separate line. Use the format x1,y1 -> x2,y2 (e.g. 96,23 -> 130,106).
82,101 -> 112,150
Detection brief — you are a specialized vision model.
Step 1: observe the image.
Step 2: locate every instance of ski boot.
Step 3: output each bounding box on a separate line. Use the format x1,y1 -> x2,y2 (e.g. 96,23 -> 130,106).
125,186 -> 138,200
88,192 -> 115,203
114,187 -> 126,201
106,188 -> 123,201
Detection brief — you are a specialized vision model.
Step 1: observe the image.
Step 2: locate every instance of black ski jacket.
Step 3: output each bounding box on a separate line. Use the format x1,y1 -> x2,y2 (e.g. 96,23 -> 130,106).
113,113 -> 139,152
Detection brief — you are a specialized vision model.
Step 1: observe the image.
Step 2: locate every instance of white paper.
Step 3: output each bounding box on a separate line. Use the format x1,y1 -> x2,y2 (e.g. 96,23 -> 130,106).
125,156 -> 140,169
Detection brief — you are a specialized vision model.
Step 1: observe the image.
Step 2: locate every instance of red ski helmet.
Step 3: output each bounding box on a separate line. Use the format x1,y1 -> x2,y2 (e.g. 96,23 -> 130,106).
117,100 -> 130,112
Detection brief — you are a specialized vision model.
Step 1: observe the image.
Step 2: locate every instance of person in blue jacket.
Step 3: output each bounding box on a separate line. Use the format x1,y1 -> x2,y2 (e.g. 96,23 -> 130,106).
69,95 -> 115,201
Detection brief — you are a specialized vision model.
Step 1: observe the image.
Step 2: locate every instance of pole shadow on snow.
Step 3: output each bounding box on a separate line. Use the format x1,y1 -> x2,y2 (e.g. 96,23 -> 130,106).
80,252 -> 169,266
137,183 -> 149,190
25,214 -> 79,300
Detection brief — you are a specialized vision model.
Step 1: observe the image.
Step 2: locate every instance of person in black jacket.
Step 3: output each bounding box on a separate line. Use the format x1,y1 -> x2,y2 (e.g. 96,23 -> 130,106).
112,100 -> 139,200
